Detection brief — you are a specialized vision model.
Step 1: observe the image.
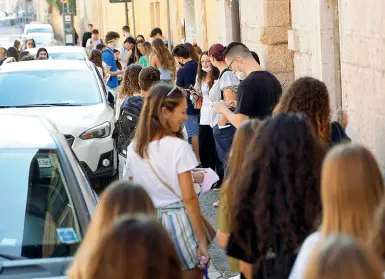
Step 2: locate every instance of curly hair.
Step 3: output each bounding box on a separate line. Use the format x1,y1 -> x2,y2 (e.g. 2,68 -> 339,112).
119,64 -> 143,100
274,77 -> 331,143
230,113 -> 326,261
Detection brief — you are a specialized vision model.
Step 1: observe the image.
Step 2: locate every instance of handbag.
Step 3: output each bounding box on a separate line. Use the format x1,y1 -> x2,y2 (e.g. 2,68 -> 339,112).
191,91 -> 203,109
145,154 -> 216,245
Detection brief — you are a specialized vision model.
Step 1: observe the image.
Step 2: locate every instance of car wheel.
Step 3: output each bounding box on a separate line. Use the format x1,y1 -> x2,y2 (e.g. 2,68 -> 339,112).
99,168 -> 119,189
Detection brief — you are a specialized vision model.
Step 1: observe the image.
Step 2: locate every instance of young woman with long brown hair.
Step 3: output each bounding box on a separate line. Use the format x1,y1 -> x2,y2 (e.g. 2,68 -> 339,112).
304,234 -> 384,279
228,113 -> 326,279
194,51 -> 220,171
150,38 -> 175,82
89,49 -> 104,78
124,83 -> 209,279
289,144 -> 384,279
138,41 -> 153,67
274,77 -> 350,146
184,42 -> 200,62
83,215 -> 182,279
217,119 -> 262,275
67,181 -> 154,279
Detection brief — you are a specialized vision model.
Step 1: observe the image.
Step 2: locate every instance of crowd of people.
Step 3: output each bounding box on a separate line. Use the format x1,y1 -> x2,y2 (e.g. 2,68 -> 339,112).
64,24 -> 385,279
2,22 -> 384,279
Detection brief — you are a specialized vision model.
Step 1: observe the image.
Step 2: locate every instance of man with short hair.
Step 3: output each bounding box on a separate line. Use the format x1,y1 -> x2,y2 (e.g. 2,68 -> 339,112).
102,31 -> 124,90
172,44 -> 200,163
82,24 -> 93,47
122,25 -> 132,39
96,43 -> 105,52
120,36 -> 136,68
213,42 -> 282,128
150,27 -> 169,48
0,47 -> 6,66
86,29 -> 102,54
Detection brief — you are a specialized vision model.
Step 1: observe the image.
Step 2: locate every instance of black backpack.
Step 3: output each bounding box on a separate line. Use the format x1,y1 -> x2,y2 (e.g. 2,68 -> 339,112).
113,96 -> 144,158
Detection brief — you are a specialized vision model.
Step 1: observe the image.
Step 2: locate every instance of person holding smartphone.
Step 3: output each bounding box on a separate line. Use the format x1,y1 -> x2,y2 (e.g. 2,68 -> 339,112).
172,44 -> 200,164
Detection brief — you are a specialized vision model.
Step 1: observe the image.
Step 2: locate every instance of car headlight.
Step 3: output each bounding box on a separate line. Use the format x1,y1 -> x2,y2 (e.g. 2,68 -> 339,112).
79,122 -> 111,140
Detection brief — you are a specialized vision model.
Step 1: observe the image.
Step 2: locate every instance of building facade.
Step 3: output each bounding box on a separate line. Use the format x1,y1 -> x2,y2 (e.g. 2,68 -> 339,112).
33,0 -> 385,169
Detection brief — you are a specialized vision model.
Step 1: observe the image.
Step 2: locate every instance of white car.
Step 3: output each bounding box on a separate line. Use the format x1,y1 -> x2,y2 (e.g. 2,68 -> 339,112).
0,60 -> 118,187
26,46 -> 88,61
0,114 -> 97,278
22,23 -> 55,48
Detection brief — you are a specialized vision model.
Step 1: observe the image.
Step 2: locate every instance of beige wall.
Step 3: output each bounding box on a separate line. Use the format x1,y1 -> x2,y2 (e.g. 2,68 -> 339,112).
289,0 -> 341,117
204,0 -> 219,49
238,0 -> 294,89
339,0 -> 385,169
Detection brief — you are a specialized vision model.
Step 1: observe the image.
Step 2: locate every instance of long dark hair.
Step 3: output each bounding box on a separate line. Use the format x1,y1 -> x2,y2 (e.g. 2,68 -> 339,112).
90,49 -> 103,68
6,47 -> 20,61
184,42 -> 199,62
135,84 -> 186,157
197,51 -> 219,90
231,113 -> 326,260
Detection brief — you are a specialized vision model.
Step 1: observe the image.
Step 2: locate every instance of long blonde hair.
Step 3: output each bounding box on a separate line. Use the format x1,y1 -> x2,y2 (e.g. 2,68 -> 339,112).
84,215 -> 182,279
67,181 -> 154,279
305,234 -> 384,279
221,119 -> 262,221
320,144 -> 384,240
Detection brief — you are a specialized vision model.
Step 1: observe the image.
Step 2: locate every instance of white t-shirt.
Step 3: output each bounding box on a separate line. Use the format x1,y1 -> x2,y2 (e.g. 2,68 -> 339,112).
124,136 -> 198,208
208,71 -> 239,127
86,38 -> 102,53
195,79 -> 211,126
289,232 -> 321,279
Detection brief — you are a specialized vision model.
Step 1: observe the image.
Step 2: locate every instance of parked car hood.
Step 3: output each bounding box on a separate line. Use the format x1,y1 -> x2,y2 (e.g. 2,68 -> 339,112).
0,104 -> 111,136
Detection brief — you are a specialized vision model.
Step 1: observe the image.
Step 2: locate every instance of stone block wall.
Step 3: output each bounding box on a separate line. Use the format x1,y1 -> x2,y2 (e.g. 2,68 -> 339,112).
339,0 -> 385,169
239,0 -> 294,90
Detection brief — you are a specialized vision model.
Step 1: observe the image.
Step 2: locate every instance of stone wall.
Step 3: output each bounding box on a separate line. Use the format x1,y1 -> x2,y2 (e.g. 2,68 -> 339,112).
289,0 -> 341,118
239,0 -> 294,90
339,0 -> 385,169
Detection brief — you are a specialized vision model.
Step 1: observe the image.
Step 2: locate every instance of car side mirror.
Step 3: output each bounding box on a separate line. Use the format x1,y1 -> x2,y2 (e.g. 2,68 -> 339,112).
107,90 -> 116,108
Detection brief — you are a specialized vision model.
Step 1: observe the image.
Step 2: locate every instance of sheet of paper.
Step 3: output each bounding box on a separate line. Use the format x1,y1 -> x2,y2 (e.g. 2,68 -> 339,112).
201,168 -> 220,193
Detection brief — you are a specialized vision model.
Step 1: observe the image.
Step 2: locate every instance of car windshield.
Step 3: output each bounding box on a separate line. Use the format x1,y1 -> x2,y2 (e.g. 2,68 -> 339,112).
27,28 -> 52,34
0,149 -> 82,260
49,53 -> 85,61
33,36 -> 53,46
0,70 -> 102,106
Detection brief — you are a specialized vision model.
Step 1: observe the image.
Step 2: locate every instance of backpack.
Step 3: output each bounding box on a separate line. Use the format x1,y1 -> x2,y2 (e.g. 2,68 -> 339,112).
113,96 -> 144,158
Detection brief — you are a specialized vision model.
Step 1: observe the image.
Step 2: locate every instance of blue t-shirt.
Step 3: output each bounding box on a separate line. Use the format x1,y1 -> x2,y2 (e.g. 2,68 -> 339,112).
176,60 -> 199,115
102,47 -> 118,89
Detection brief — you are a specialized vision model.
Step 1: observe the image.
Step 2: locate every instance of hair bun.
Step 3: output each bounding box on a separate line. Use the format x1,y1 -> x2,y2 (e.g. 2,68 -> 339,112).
193,42 -> 198,47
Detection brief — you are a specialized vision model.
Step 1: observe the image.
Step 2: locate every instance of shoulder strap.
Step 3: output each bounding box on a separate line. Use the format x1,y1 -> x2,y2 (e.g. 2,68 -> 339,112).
219,69 -> 231,100
145,154 -> 180,199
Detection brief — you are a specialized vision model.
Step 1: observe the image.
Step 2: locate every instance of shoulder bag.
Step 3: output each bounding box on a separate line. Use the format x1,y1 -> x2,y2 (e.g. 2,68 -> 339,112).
145,154 -> 216,245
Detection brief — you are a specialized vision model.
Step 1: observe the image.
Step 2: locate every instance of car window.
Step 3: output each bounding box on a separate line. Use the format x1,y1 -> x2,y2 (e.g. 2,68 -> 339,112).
0,149 -> 82,260
0,70 -> 102,106
27,28 -> 52,34
49,53 -> 85,61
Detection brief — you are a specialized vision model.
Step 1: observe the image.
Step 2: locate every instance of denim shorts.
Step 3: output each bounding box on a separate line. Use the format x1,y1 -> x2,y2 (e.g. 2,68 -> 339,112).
184,115 -> 200,138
